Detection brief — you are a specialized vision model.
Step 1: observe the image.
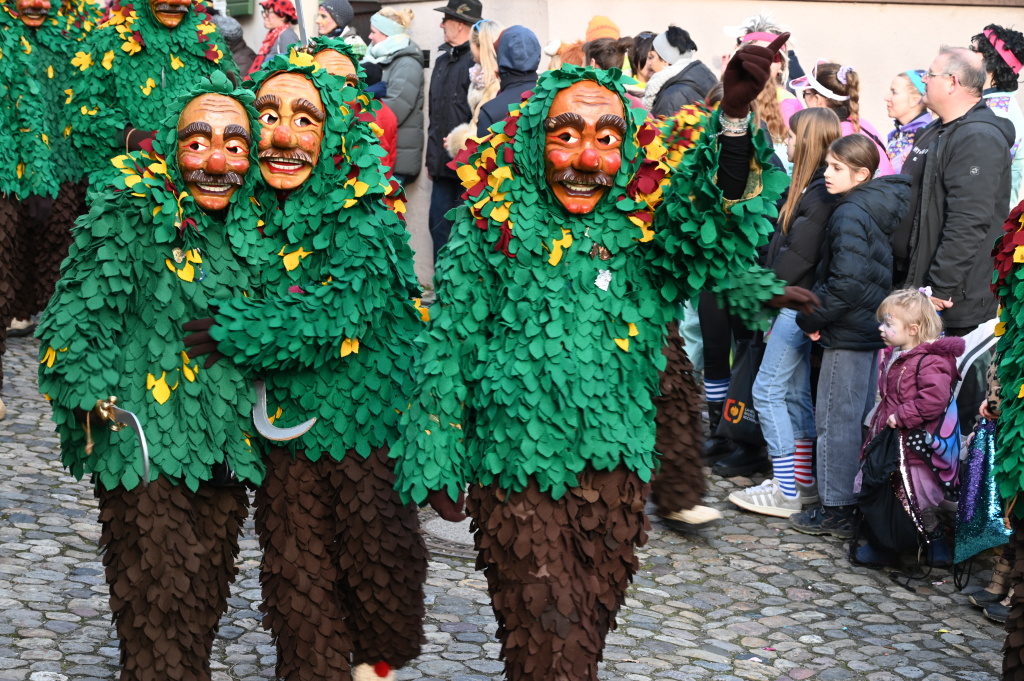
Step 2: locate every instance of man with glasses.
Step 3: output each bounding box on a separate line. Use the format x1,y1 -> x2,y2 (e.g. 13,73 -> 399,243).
894,46 -> 1014,338
426,0 -> 482,264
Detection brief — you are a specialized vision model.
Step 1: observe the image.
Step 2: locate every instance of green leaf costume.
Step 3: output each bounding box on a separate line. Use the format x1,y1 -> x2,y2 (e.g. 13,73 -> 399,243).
69,0 -> 236,181
1,0 -> 100,190
211,52 -> 424,461
37,72 -> 266,492
389,65 -> 789,505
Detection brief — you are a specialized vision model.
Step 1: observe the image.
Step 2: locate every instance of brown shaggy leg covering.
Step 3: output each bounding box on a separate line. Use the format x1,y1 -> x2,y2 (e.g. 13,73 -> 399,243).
0,196 -> 17,391
97,477 -> 249,681
467,468 -> 650,681
1004,519 -> 1024,679
9,194 -> 52,321
256,448 -> 352,680
650,322 -> 707,515
335,445 -> 427,668
256,447 -> 427,679
32,181 -> 84,313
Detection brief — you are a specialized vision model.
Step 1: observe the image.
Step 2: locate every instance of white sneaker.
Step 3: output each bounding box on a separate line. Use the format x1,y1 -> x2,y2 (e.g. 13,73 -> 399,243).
660,504 -> 722,527
797,480 -> 819,505
352,663 -> 395,681
728,479 -> 802,518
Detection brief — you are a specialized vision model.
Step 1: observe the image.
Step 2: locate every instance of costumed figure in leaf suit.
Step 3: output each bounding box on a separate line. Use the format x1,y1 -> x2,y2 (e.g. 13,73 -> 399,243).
0,0 -> 98,419
991,199 -> 1024,680
390,36 -> 815,680
37,72 -> 266,681
182,52 -> 427,681
70,0 -> 236,182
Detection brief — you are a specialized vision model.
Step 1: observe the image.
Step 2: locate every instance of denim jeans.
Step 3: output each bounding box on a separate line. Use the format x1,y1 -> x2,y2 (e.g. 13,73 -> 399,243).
752,310 -> 815,460
679,300 -> 703,373
816,348 -> 878,507
429,177 -> 463,264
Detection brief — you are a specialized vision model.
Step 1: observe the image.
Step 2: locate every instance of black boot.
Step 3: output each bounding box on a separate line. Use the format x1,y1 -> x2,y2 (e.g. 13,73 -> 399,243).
704,402 -> 736,464
712,443 -> 771,477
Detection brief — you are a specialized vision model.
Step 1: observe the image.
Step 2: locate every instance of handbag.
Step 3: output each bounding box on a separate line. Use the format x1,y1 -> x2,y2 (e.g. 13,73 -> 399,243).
954,419 -> 1011,565
714,333 -> 766,447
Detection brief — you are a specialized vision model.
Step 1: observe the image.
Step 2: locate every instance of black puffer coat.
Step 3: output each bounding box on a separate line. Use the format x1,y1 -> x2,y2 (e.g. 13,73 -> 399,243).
765,168 -> 839,290
797,174 -> 911,350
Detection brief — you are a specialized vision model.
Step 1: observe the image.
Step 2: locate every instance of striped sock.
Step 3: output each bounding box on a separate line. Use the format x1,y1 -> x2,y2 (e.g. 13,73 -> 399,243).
794,439 -> 815,485
705,377 -> 730,403
773,454 -> 797,498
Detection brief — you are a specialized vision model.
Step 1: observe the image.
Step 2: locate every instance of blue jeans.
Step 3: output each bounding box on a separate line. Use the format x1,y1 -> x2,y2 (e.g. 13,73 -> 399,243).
429,177 -> 463,264
752,310 -> 815,460
816,348 -> 878,507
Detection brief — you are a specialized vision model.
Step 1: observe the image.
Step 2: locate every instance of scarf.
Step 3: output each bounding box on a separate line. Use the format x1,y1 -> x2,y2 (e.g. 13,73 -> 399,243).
365,33 -> 410,64
641,52 -> 695,110
249,25 -> 286,76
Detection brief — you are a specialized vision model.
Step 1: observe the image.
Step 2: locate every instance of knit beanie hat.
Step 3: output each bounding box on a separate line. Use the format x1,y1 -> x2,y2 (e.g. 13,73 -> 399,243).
320,0 -> 353,30
585,15 -> 619,42
211,12 -> 244,43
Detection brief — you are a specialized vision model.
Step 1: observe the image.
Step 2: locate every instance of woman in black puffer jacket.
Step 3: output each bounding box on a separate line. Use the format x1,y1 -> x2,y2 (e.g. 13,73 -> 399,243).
790,135 -> 911,538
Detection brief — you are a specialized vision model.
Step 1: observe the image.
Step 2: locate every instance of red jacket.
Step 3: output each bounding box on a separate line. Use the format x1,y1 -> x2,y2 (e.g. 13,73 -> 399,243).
870,336 -> 965,440
356,102 -> 398,177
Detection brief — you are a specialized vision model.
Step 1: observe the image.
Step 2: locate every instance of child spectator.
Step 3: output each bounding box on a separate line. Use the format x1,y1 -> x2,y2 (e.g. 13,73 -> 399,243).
884,70 -> 931,172
791,61 -> 895,176
728,108 -> 842,517
790,135 -> 910,538
851,289 -> 963,567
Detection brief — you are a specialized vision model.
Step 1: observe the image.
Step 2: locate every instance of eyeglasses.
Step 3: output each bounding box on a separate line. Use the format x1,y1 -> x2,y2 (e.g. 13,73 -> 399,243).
924,71 -> 956,84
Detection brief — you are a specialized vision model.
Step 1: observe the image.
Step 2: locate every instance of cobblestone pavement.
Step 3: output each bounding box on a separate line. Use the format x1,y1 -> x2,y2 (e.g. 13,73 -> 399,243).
0,335 -> 1006,681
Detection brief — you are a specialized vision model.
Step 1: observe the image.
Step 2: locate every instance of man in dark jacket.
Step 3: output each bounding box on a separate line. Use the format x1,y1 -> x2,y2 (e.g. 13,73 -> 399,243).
476,26 -> 541,137
896,47 -> 1014,335
426,0 -> 482,263
642,26 -> 718,118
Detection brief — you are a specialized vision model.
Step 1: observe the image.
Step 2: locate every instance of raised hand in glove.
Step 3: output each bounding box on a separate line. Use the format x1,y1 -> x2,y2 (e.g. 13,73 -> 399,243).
720,33 -> 790,119
182,316 -> 224,368
427,488 -> 467,522
767,286 -> 821,315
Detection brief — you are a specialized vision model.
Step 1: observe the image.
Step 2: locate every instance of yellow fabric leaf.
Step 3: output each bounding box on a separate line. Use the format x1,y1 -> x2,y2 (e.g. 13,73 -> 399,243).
340,338 -> 360,357
352,180 -> 369,197
64,88 -> 73,104
47,65 -> 54,78
490,203 -> 510,223
548,229 -> 573,266
20,36 -> 31,55
152,205 -> 162,217
343,198 -> 357,208
413,298 -> 430,322
277,246 -> 313,271
995,321 -> 1007,337
40,347 -> 56,368
176,262 -> 195,282
102,50 -> 115,69
1013,245 -> 1024,263
1019,383 -> 1024,399
614,338 -> 630,352
146,372 -> 173,405
628,323 -> 639,337
169,54 -> 184,70
63,125 -> 71,137
140,78 -> 155,95
16,163 -> 24,179
71,51 -> 92,70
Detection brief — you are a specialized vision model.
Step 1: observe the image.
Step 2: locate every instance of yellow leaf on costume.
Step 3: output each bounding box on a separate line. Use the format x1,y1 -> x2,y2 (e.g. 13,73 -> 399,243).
340,338 -> 360,357
548,228 -> 573,266
20,36 -> 31,54
80,105 -> 98,115
16,163 -> 24,179
185,249 -> 202,264
197,21 -> 216,34
267,407 -> 283,424
995,322 -> 1007,337
369,122 -> 384,138
124,174 -> 141,188
121,39 -> 141,55
146,372 -> 173,404
1019,383 -> 1024,399
456,163 -> 479,184
352,180 -> 369,197
140,78 -> 155,96
64,88 -> 74,104
628,323 -> 639,337
40,347 -> 56,368
393,199 -> 406,214
490,203 -> 510,223
47,65 -> 54,78
169,54 -> 184,70
152,205 -> 162,217
1014,245 -> 1024,263
343,199 -> 357,208
413,298 -> 430,322
102,50 -> 115,69
176,262 -> 195,282
63,125 -> 71,137
277,245 -> 313,271
614,338 -> 630,352
41,133 -> 49,146
71,51 -> 93,70
165,259 -> 176,272
288,50 -> 316,68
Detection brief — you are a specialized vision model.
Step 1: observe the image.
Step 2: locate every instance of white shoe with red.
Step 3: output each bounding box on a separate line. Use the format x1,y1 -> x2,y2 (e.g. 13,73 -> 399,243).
353,662 -> 395,681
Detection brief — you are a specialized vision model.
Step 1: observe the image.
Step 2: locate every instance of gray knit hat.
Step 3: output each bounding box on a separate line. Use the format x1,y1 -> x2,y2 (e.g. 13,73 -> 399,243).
320,0 -> 353,30
211,13 -> 243,44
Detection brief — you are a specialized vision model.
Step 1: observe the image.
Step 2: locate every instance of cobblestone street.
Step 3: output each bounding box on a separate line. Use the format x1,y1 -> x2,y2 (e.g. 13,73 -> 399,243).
0,335 -> 1006,681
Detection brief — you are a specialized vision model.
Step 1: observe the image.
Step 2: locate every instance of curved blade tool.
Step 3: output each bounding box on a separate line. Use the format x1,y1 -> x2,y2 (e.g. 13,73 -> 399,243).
253,380 -> 317,441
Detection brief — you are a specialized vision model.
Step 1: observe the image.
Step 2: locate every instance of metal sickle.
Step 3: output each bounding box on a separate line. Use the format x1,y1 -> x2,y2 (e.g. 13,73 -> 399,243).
253,380 -> 317,441
97,397 -> 150,486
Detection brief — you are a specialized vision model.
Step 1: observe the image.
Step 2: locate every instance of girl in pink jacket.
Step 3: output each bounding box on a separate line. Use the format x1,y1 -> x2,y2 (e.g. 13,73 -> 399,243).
855,288 -> 964,567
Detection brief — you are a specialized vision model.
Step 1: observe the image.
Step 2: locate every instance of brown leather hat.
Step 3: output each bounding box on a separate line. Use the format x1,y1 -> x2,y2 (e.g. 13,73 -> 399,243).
433,0 -> 482,24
